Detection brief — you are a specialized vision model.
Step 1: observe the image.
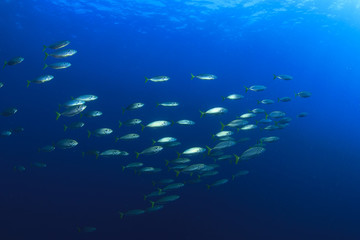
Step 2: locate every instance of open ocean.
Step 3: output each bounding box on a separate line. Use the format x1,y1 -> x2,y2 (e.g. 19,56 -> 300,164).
1,1 -> 360,239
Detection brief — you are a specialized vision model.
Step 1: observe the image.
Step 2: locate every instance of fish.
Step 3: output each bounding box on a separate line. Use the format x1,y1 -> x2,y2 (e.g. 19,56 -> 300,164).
146,205 -> 164,212
295,91 -> 312,98
277,117 -> 292,124
258,99 -> 274,105
238,113 -> 256,119
179,164 -> 206,174
81,111 -> 102,118
207,178 -> 228,189
119,209 -> 145,219
64,122 -> 85,131
119,119 -> 142,127
88,128 -> 113,138
100,149 -> 128,157
1,108 -> 17,117
166,158 -> 191,165
156,102 -> 179,107
43,62 -> 71,70
3,57 -> 24,68
200,107 -> 227,118
257,118 -> 272,124
1,130 -> 12,137
145,76 -> 170,83
180,147 -> 206,156
77,226 -> 96,233
250,108 -> 266,114
56,105 -> 87,120
222,94 -> 244,100
0,82 -> 3,88
138,167 -> 156,173
160,183 -> 185,191
141,120 -> 172,131
44,49 -> 77,60
260,136 -> 279,143
273,74 -> 293,80
144,191 -> 167,200
278,97 -> 291,102
206,141 -> 236,155
232,170 -> 249,180
213,131 -> 233,138
297,112 -> 308,118
244,85 -> 266,92
176,119 -> 195,125
43,40 -> 70,51
75,95 -> 98,102
268,111 -> 286,119
152,179 -> 175,186
149,195 -> 180,207
32,162 -> 47,168
240,124 -> 257,131
61,99 -> 85,108
122,162 -> 143,171
122,102 -> 144,113
190,73 -> 217,80
234,147 -> 266,163
27,75 -> 54,87
136,146 -> 163,158
200,170 -> 219,178
13,165 -> 26,172
220,120 -> 248,130
56,139 -> 78,149
38,145 -> 55,152
115,133 -> 140,141
153,137 -> 177,145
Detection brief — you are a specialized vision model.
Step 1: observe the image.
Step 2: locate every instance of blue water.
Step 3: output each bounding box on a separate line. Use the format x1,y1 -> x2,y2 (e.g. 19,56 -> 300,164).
1,1 -> 360,239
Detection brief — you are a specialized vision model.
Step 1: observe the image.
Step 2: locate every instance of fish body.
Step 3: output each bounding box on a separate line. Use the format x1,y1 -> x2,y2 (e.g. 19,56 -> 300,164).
181,147 -> 206,156
1,108 -> 17,117
191,73 -> 217,80
273,74 -> 293,80
157,102 -> 179,107
244,85 -> 266,92
278,97 -> 291,102
43,62 -> 71,70
222,94 -> 244,100
45,49 -> 77,60
88,128 -> 113,137
200,107 -> 227,117
43,40 -> 70,51
136,146 -> 163,158
4,57 -> 24,68
27,75 -> 54,87
176,119 -> 195,125
145,76 -> 170,83
56,139 -> 78,149
296,91 -> 312,98
56,105 -> 87,120
75,95 -> 98,102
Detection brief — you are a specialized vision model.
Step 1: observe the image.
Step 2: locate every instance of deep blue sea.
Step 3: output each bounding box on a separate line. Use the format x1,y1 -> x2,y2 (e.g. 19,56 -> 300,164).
1,1 -> 360,239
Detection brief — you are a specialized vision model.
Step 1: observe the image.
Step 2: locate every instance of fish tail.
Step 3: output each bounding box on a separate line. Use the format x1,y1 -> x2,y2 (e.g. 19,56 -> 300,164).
175,170 -> 180,177
234,154 -> 240,164
206,184 -> 211,190
222,96 -> 225,101
122,166 -> 125,171
42,45 -> 47,52
273,74 -> 277,80
150,201 -> 155,208
257,100 -> 261,104
44,52 -> 49,60
64,125 -> 68,131
26,80 -> 31,88
145,77 -> 149,83
152,181 -> 156,186
141,124 -> 145,131
95,152 -> 99,159
220,121 -> 225,131
118,121 -> 122,128
244,86 -> 248,92
199,110 -> 205,118
152,139 -> 156,145
3,61 -> 7,68
236,128 -> 240,133
135,152 -> 140,159
171,120 -> 175,126
55,112 -> 61,120
43,63 -> 48,70
265,113 -> 269,119
211,134 -> 215,140
81,152 -> 85,158
206,146 -> 211,155
114,137 -> 119,142
156,102 -> 159,107
176,152 -> 181,159
121,107 -> 125,114
190,73 -> 195,80
87,130 -> 91,138
232,175 -> 235,181
77,227 -> 81,233
144,195 -> 147,201
158,188 -> 162,193
165,160 -> 169,166
277,98 -> 280,102
119,212 -> 124,219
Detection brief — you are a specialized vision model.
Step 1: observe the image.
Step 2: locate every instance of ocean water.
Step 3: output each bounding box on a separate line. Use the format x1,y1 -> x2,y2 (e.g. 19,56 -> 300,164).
1,1 -> 360,239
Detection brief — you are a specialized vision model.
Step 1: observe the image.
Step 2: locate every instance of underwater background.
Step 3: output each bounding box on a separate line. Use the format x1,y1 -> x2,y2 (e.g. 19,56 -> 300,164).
1,0 -> 360,239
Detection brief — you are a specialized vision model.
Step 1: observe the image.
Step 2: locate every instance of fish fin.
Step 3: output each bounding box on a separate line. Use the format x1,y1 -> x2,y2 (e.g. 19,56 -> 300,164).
197,174 -> 201,179
122,107 -> 125,114
135,152 -> 140,159
220,121 -> 225,131
42,45 -> 47,52
118,121 -> 122,128
175,170 -> 180,177
43,63 -> 48,70
150,201 -> 155,208
119,212 -> 124,219
273,74 -> 277,80
152,139 -> 156,145
145,77 -> 149,83
190,73 -> 195,80
171,121 -> 175,126
81,152 -> 85,158
44,52 -> 49,60
141,124 -> 145,131
232,175 -> 235,181
222,96 -> 225,101
211,134 -> 215,140
234,154 -> 240,164
277,98 -> 280,102
236,128 -> 240,133
199,110 -> 205,118
165,160 -> 169,166
294,91 -> 297,98
26,80 -> 31,88
158,188 -> 162,193
55,112 -> 61,120
87,130 -> 91,138
152,181 -> 156,186
257,100 -> 261,104
265,113 -> 269,119
95,152 -> 99,159
206,184 -> 211,190
3,61 -> 7,68
122,166 -> 125,171
144,195 -> 147,201
244,86 -> 248,92
206,146 -> 211,155
77,227 -> 81,233
64,125 -> 68,131
176,152 -> 181,159
156,102 -> 159,107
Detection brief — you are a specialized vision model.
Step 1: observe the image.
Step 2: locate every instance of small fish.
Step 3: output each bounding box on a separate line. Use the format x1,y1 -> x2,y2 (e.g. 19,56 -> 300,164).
27,75 -> 54,87
43,40 -> 70,51
3,57 -> 24,68
61,100 -> 85,108
152,179 -> 174,186
160,183 -> 185,191
81,111 -> 102,118
156,102 -> 179,107
222,94 -> 244,100
220,120 -> 248,130
166,158 -> 191,165
38,145 -> 55,152
181,164 -> 206,173
213,131 -> 233,138
56,105 -> 87,120
0,82 -> 3,88
200,107 -> 227,118
43,62 -> 71,70
240,124 -> 257,131
44,49 -> 77,60
141,120 -> 172,131
1,130 -> 12,137
153,137 -> 177,145
77,226 -> 96,233
260,136 -> 279,143
119,209 -> 145,219
13,165 -> 26,172
75,95 -> 98,102
258,99 -> 274,105
232,170 -> 249,180
206,141 -> 236,155
295,91 -> 312,98
257,118 -> 272,124
122,102 -> 144,113
88,128 -> 112,138
122,162 -> 143,171
64,122 -> 85,131
1,108 -> 17,117
238,113 -> 256,119
234,147 -> 265,163
100,149 -> 128,157
56,139 -> 78,149
273,74 -> 293,80
297,112 -> 308,118
268,111 -> 286,119
180,147 -> 206,156
12,127 -> 24,133
207,179 -> 228,189
244,85 -> 266,92
139,167 -> 156,173
32,162 -> 47,168
250,108 -> 266,114
149,195 -> 180,208
136,146 -> 163,158
263,125 -> 279,131
190,73 -> 217,80
144,191 -> 167,200
277,117 -> 292,124
176,119 -> 195,125
145,76 -> 170,83
146,205 -> 164,212
278,97 -> 291,102
119,119 -> 142,127
115,133 -> 140,141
